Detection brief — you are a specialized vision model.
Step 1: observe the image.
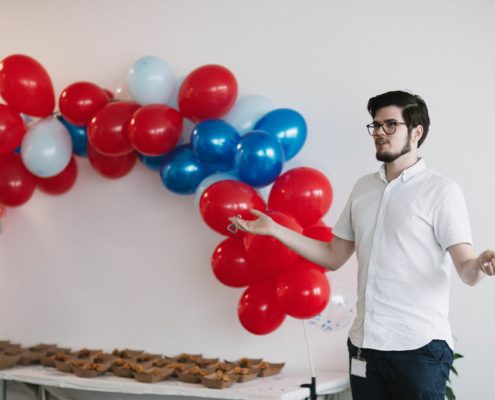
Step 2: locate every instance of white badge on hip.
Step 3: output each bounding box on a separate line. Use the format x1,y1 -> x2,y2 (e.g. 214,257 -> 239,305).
351,347 -> 367,378
351,357 -> 367,378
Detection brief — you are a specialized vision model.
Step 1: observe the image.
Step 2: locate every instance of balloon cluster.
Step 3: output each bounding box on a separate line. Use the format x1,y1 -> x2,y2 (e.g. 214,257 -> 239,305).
0,54 -> 348,335
206,168 -> 335,334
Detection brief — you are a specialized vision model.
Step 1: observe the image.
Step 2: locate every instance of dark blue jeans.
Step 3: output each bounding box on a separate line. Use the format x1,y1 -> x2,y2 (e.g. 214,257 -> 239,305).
347,338 -> 453,400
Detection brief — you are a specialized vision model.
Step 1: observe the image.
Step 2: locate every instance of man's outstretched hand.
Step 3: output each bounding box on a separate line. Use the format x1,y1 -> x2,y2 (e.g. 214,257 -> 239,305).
228,209 -> 275,236
478,250 -> 495,275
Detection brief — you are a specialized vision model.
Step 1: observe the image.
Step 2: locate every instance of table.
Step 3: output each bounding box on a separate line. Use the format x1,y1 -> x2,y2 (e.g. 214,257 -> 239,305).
0,366 -> 349,400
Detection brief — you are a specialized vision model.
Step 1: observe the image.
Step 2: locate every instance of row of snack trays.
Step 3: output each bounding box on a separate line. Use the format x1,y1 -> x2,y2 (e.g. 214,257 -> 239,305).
0,340 -> 284,389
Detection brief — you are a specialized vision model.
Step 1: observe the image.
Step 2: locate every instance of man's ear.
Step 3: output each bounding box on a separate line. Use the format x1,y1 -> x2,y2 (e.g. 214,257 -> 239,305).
412,125 -> 424,144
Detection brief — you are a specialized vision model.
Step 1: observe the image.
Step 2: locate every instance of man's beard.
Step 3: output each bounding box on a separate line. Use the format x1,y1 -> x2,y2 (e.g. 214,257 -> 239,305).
376,137 -> 412,163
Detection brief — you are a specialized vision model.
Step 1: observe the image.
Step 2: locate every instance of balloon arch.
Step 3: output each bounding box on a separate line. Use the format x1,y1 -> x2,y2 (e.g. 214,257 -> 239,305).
0,54 -> 353,335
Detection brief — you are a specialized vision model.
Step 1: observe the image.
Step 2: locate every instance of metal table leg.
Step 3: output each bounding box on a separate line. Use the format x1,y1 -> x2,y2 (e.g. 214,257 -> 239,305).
0,379 -> 6,400
37,385 -> 47,400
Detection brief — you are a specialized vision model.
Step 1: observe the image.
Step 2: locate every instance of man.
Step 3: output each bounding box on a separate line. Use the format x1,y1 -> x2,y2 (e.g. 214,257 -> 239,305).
228,91 -> 495,399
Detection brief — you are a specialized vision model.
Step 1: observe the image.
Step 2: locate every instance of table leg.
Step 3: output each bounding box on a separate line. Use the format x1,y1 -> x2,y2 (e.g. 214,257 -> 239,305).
37,385 -> 47,400
0,380 -> 6,400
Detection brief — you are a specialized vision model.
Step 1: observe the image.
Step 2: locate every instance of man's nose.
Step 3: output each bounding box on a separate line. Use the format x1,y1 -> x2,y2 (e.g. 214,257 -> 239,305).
373,127 -> 387,136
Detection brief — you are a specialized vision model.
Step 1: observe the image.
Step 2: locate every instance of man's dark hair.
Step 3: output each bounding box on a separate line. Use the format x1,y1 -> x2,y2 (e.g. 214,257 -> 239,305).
367,91 -> 430,147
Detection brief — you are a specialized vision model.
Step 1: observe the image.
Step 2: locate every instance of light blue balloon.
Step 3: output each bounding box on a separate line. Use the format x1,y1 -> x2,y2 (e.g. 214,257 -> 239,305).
138,152 -> 168,171
224,95 -> 274,134
57,115 -> 88,157
178,118 -> 195,145
191,119 -> 240,172
234,130 -> 284,188
128,56 -> 176,105
159,145 -> 214,195
194,172 -> 239,208
21,114 -> 35,125
21,117 -> 73,178
168,76 -> 185,110
254,108 -> 307,161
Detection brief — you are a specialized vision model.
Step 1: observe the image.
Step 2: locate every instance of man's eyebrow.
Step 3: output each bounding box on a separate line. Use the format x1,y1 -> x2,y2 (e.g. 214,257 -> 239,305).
373,118 -> 399,124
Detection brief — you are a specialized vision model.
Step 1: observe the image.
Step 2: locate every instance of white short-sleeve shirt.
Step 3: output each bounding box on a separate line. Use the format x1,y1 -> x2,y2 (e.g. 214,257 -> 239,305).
333,159 -> 472,351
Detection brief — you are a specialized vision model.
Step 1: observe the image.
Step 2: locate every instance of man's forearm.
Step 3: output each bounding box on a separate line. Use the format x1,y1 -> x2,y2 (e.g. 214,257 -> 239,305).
271,224 -> 353,271
458,258 -> 486,286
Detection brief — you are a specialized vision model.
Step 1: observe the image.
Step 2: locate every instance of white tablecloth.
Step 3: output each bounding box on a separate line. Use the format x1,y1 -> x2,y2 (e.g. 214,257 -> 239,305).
0,366 -> 349,400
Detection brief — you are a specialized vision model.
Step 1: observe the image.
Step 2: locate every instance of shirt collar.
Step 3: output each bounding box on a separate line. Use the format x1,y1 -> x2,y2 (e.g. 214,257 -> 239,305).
378,158 -> 426,183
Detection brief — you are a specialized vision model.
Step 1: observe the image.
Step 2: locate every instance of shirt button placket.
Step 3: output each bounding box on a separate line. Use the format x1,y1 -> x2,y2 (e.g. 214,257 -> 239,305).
363,181 -> 395,348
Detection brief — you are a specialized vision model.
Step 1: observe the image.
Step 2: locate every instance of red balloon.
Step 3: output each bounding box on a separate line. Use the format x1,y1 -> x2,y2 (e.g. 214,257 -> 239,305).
211,235 -> 257,288
0,153 -> 37,206
87,101 -> 140,156
178,65 -> 238,122
0,104 -> 26,154
87,144 -> 136,179
103,89 -> 114,100
59,81 -> 110,126
0,54 -> 55,117
199,180 -> 266,236
275,261 -> 331,319
304,224 -> 334,243
305,219 -> 327,229
37,156 -> 78,195
128,104 -> 183,156
268,167 -> 333,227
238,281 -> 285,335
244,210 -> 302,272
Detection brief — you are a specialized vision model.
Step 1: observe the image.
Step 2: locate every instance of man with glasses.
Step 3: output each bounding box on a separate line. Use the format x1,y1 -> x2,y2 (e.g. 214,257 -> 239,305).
229,90 -> 495,399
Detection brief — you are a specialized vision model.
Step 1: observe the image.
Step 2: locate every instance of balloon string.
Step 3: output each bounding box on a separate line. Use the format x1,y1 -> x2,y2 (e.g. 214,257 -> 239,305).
303,320 -> 316,378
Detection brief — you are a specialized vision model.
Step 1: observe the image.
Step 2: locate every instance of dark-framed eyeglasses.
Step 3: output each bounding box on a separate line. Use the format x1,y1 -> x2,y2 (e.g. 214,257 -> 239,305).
366,120 -> 407,136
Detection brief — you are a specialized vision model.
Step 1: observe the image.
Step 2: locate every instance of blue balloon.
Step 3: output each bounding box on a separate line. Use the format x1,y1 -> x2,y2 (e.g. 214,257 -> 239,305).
254,108 -> 307,161
138,153 -> 168,171
57,115 -> 88,157
191,119 -> 240,172
234,130 -> 284,188
194,172 -> 239,208
160,145 -> 214,195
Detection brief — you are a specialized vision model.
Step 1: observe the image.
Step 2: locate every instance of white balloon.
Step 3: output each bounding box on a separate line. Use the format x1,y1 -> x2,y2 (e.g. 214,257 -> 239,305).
224,95 -> 274,134
309,280 -> 355,332
21,117 -> 73,178
114,76 -> 133,101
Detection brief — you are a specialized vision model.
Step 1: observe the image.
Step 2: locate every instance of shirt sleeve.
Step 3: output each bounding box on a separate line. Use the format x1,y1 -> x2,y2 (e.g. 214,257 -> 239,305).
332,187 -> 356,242
433,182 -> 473,251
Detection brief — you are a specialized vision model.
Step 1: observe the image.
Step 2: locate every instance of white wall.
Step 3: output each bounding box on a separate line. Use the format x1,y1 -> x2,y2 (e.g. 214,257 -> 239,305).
1,0 -> 494,398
